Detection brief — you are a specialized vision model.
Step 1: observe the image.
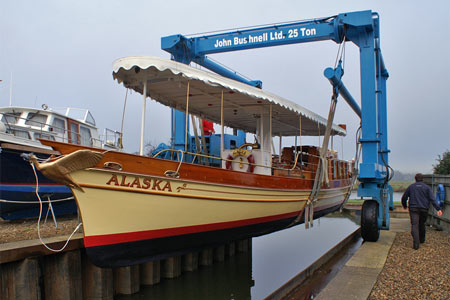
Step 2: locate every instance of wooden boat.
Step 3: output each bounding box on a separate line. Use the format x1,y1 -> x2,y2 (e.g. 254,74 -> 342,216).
39,57 -> 353,267
0,106 -> 121,220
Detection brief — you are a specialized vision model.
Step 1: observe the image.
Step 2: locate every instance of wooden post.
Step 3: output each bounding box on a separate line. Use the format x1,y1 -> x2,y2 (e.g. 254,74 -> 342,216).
214,245 -> 225,262
140,261 -> 160,285
113,265 -> 140,295
182,252 -> 198,272
238,239 -> 249,253
82,253 -> 113,300
1,258 -> 40,300
43,250 -> 82,300
199,248 -> 213,266
226,242 -> 236,257
162,256 -> 181,278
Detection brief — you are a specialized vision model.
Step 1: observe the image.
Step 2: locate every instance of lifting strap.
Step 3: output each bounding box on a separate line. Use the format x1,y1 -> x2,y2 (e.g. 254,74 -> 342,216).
301,89 -> 338,228
191,115 -> 202,163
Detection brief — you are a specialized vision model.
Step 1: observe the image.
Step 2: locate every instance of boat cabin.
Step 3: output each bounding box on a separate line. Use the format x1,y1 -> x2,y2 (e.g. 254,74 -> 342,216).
0,106 -> 121,150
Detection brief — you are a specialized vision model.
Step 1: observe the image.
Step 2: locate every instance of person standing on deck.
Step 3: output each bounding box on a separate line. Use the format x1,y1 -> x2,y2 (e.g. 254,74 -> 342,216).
401,173 -> 443,250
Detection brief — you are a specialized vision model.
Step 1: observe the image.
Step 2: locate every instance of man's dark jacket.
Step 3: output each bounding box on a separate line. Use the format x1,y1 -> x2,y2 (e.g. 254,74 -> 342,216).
401,181 -> 441,210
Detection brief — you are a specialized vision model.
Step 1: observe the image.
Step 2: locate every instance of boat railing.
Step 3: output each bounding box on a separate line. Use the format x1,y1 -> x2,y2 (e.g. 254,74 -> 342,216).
152,147 -> 352,180
274,151 -> 352,179
99,128 -> 122,149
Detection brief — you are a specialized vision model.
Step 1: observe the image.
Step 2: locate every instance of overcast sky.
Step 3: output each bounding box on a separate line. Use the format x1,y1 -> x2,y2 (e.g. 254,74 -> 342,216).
1,0 -> 449,173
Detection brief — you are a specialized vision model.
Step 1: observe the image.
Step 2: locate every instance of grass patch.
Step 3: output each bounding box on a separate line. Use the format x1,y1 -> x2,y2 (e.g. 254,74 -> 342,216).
352,181 -> 412,193
346,199 -> 402,205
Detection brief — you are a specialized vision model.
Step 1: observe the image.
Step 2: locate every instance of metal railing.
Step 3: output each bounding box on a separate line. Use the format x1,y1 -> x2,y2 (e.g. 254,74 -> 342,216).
152,147 -> 352,180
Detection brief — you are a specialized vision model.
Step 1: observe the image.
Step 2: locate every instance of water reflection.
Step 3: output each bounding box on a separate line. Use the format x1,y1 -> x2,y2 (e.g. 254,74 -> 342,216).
251,214 -> 359,299
115,252 -> 253,300
115,213 -> 359,300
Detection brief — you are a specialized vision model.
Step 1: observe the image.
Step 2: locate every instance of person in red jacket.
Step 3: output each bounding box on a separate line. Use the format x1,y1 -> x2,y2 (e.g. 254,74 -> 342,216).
202,120 -> 215,136
401,173 -> 443,250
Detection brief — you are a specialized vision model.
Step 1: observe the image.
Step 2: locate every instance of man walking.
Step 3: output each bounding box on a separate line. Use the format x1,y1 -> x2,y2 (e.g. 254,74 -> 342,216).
402,173 -> 443,250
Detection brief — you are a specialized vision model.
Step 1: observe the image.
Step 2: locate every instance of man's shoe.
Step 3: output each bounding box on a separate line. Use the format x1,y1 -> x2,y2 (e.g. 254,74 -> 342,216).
413,244 -> 419,250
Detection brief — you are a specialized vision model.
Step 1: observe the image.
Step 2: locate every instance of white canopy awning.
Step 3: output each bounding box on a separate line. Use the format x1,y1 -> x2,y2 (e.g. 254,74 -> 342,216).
112,56 -> 346,137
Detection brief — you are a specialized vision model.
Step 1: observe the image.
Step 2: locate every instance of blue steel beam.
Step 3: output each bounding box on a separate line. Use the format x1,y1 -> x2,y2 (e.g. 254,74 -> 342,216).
190,20 -> 341,55
161,14 -> 346,87
194,56 -> 262,88
324,65 -> 362,118
162,17 -> 343,57
162,10 -> 392,231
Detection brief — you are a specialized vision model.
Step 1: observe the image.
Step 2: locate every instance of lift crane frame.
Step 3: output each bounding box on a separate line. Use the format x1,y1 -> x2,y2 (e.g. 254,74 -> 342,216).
161,10 -> 392,241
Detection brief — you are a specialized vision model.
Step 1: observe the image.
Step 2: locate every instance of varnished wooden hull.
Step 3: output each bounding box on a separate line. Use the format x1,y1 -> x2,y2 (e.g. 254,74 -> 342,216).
41,140 -> 352,267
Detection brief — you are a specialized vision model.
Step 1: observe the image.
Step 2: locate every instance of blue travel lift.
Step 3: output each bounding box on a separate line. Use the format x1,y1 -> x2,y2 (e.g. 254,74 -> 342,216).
160,10 -> 392,242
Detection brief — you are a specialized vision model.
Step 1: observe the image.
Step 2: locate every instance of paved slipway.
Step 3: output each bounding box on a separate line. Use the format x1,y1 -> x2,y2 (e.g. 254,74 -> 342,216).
315,218 -> 450,300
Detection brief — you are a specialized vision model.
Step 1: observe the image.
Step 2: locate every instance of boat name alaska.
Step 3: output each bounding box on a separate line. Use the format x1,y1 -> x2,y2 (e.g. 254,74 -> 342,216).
106,174 -> 173,192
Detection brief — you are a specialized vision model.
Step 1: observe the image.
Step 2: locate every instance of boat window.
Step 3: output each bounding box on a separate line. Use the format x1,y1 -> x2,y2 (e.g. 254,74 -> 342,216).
80,126 -> 93,146
34,132 -> 55,141
1,112 -> 21,125
13,130 -> 31,139
69,122 -> 79,144
85,111 -> 96,126
25,113 -> 47,128
51,118 -> 65,134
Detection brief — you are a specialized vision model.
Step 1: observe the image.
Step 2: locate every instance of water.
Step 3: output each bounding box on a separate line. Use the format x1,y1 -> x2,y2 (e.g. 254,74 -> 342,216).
115,213 -> 359,300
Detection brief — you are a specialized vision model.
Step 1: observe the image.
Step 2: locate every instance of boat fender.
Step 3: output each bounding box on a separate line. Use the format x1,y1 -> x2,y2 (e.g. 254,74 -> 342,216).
436,184 -> 445,208
225,150 -> 255,173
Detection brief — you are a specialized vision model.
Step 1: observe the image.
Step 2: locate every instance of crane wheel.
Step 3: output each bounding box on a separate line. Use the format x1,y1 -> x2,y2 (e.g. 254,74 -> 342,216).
361,200 -> 380,242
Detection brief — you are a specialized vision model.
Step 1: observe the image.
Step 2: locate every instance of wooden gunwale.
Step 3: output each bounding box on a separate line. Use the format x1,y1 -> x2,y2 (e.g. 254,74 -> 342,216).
40,140 -> 352,192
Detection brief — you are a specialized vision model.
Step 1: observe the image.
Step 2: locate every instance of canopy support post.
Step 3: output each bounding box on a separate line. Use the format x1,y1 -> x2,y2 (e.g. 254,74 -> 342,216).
279,135 -> 282,163
185,82 -> 190,155
139,81 -> 147,156
220,90 -> 224,154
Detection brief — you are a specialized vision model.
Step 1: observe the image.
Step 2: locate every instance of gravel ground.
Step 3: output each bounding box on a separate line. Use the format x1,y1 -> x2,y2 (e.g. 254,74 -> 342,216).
369,229 -> 450,300
0,215 -> 82,244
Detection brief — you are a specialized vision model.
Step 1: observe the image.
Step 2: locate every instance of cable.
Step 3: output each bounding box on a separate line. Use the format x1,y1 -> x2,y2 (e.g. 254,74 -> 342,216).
30,162 -> 82,252
334,36 -> 346,69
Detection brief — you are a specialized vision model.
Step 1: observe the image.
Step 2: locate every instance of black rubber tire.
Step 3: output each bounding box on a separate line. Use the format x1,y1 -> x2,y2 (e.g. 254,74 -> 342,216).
361,200 -> 380,242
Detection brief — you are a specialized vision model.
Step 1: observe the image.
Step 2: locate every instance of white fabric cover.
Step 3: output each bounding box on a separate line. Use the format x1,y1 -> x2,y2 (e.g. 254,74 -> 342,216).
112,56 -> 346,137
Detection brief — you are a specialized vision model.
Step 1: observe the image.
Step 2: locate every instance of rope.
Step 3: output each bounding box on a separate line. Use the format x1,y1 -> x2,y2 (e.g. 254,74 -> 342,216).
119,88 -> 128,149
340,126 -> 362,211
29,162 -> 82,252
334,36 -> 346,69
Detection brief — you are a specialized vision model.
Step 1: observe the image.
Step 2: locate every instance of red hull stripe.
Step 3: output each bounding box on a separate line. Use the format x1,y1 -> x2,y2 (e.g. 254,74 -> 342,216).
84,210 -> 301,247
